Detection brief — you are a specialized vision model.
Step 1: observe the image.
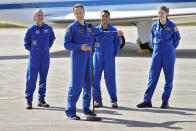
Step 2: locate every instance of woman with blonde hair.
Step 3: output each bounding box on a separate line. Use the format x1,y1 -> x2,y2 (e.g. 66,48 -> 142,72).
137,6 -> 181,109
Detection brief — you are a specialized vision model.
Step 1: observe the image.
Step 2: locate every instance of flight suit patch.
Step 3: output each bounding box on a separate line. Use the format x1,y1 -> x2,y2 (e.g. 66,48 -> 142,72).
66,28 -> 70,33
79,28 -> 84,33
95,42 -> 100,47
165,27 -> 171,31
33,40 -> 37,45
43,29 -> 49,33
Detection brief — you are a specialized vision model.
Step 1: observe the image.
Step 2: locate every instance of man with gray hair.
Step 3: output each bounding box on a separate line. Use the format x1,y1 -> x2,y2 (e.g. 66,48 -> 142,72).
24,9 -> 55,109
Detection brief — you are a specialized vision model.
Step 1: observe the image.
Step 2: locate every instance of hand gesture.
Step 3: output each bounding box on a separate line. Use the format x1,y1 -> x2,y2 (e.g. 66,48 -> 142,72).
117,30 -> 124,36
81,44 -> 90,51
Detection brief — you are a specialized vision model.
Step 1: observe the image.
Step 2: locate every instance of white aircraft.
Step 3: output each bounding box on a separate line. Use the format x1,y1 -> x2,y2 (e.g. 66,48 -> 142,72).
1,0 -> 196,51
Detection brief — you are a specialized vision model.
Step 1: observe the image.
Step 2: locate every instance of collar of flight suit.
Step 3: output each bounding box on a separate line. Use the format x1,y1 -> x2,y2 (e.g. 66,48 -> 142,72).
98,23 -> 112,31
157,18 -> 171,29
35,22 -> 46,28
74,20 -> 88,29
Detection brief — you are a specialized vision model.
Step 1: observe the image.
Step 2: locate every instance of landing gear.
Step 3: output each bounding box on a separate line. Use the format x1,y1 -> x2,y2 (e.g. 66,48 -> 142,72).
136,20 -> 153,53
137,38 -> 153,53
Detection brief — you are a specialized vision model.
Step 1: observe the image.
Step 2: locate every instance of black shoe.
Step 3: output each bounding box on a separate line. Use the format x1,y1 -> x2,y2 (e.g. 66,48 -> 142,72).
160,102 -> 169,109
94,102 -> 103,108
38,100 -> 49,107
84,110 -> 96,116
137,102 -> 152,108
111,102 -> 118,108
67,115 -> 80,120
26,102 -> 32,109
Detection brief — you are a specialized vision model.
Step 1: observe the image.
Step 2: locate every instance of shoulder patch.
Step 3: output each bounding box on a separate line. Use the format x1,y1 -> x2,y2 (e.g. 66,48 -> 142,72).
174,27 -> 178,32
66,28 -> 70,33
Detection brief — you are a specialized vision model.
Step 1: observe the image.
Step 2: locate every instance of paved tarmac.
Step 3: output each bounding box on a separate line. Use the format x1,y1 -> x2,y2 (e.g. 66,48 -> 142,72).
0,26 -> 196,131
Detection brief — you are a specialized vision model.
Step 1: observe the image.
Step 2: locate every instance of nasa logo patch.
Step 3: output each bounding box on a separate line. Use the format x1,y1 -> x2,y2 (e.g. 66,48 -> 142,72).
165,27 -> 171,31
79,28 -> 84,33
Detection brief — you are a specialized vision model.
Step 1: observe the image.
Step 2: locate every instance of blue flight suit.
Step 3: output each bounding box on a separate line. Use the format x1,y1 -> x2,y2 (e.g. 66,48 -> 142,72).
64,20 -> 118,117
24,23 -> 55,102
144,19 -> 181,103
93,24 -> 121,103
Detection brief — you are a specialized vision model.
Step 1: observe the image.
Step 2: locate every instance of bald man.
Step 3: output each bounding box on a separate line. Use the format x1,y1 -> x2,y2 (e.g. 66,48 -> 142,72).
24,9 -> 55,109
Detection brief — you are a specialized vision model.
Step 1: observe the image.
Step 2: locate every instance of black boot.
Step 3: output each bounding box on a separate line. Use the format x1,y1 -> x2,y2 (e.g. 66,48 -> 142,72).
26,102 -> 32,109
94,102 -> 103,108
160,102 -> 169,109
111,102 -> 118,108
84,110 -> 96,116
38,100 -> 49,107
67,115 -> 80,120
137,102 -> 152,108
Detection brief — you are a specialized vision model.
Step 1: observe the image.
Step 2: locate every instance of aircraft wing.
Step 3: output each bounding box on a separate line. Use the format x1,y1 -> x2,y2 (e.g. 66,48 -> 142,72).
46,7 -> 196,26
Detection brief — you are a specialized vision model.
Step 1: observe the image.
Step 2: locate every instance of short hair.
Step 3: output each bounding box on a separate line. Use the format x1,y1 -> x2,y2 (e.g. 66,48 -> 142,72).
34,9 -> 43,16
34,9 -> 43,21
101,10 -> 110,16
159,6 -> 169,14
72,3 -> 84,12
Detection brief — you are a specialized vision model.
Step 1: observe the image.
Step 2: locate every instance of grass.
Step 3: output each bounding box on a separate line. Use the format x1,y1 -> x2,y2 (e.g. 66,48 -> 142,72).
0,23 -> 26,28
176,22 -> 196,26
0,22 -> 196,28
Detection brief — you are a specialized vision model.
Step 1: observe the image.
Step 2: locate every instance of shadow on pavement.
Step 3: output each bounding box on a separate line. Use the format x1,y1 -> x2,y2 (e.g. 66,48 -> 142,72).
101,117 -> 195,130
103,106 -> 195,116
0,42 -> 195,60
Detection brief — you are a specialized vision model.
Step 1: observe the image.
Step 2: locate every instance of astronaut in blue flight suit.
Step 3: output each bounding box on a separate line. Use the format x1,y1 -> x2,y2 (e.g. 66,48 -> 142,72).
93,10 -> 121,108
64,4 -> 123,120
24,9 -> 55,109
137,6 -> 181,109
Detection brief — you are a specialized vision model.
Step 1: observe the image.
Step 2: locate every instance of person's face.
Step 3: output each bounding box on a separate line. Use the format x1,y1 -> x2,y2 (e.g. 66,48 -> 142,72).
74,7 -> 85,22
101,12 -> 110,25
158,9 -> 168,20
34,10 -> 43,23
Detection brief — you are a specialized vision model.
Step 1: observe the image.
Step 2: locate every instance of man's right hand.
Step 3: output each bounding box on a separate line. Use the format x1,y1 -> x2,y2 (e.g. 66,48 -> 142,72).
117,30 -> 124,36
81,44 -> 90,51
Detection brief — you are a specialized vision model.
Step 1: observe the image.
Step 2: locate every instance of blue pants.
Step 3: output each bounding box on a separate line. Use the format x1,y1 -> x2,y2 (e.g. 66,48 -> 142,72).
25,53 -> 50,102
66,51 -> 92,117
93,52 -> 117,103
144,47 -> 175,103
